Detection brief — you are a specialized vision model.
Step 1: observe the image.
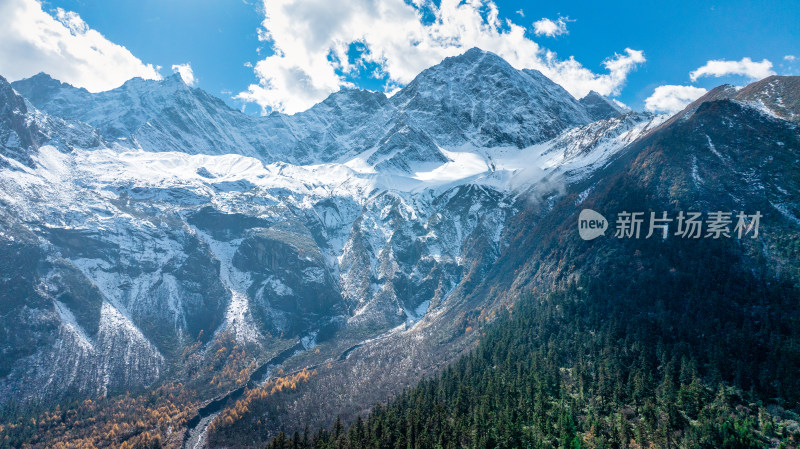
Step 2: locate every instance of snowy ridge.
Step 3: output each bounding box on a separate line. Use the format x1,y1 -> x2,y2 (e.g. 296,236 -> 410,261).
0,49 -> 664,404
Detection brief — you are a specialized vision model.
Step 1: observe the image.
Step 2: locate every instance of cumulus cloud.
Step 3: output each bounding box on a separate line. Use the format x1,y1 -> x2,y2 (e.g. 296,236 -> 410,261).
171,63 -> 197,86
689,57 -> 775,82
238,0 -> 645,114
785,55 -> 796,62
644,85 -> 708,114
532,16 -> 569,37
0,0 -> 161,91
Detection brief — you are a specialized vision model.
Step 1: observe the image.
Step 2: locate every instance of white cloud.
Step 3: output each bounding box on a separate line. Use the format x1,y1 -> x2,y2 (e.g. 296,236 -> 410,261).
171,63 -> 197,86
515,9 -> 524,18
612,99 -> 629,110
689,57 -> 775,82
644,85 -> 707,114
785,55 -> 796,62
532,16 -> 569,37
0,0 -> 161,91
238,0 -> 645,114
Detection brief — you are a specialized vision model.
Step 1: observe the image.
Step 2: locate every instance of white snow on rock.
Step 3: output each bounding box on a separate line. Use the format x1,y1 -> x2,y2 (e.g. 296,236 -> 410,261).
0,53 -> 666,402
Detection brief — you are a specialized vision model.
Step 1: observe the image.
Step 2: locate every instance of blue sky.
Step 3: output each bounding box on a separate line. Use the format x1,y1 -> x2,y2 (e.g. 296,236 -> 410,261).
2,0 -> 798,114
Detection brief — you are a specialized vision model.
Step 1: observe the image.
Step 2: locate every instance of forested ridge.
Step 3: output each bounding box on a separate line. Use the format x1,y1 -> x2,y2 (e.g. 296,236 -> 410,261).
260,236 -> 800,449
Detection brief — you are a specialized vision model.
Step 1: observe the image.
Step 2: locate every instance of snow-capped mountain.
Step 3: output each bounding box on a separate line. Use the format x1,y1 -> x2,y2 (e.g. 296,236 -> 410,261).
11,48 -> 608,174
579,90 -> 628,121
387,48 -> 594,148
0,48 -> 672,437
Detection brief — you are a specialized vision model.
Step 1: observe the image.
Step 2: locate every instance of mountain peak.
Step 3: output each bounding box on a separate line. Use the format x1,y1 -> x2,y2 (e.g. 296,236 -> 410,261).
13,72 -> 84,91
389,47 -> 592,147
665,76 -> 800,128
437,47 -> 511,72
410,47 -> 515,82
734,75 -> 800,123
27,72 -> 54,83
163,72 -> 190,87
458,46 -> 490,60
117,73 -> 188,94
0,74 -> 24,109
582,90 -> 609,102
318,88 -> 387,108
579,90 -> 626,121
11,73 -> 89,110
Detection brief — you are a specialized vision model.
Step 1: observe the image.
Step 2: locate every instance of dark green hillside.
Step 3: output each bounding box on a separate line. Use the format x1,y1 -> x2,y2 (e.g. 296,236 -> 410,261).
257,228 -> 800,449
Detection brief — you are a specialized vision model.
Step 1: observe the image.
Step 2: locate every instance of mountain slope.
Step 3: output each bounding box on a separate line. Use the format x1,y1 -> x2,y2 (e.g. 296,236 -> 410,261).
202,76 -> 800,448
2,53 -> 642,412
260,269 -> 799,449
2,54 -> 795,449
